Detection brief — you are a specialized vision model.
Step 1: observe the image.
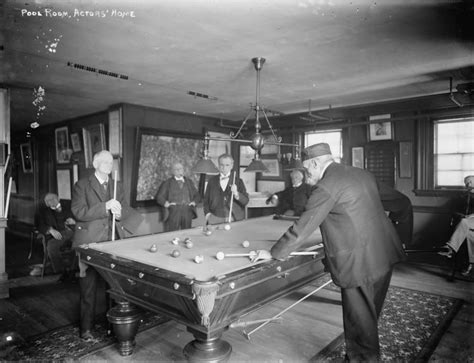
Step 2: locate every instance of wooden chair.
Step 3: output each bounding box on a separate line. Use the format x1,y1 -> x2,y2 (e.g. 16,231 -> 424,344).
28,229 -> 51,278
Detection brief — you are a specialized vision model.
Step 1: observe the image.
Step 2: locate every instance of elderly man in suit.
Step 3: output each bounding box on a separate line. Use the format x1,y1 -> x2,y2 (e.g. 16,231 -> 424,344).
156,162 -> 200,231
252,143 -> 406,362
203,153 -> 249,224
71,150 -> 143,341
266,169 -> 313,216
38,193 -> 76,278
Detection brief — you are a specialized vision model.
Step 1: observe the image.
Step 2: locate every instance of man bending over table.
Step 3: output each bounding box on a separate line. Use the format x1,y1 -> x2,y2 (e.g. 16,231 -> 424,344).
252,142 -> 406,362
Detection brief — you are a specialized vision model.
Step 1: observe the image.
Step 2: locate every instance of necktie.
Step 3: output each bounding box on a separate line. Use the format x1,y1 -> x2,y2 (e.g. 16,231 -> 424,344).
102,182 -> 108,191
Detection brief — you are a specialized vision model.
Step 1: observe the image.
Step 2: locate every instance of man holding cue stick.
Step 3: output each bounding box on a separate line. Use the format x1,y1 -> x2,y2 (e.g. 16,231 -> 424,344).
252,143 -> 405,361
203,153 -> 248,226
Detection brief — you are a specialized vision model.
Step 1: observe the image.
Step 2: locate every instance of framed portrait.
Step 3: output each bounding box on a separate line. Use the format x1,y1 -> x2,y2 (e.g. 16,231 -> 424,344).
70,133 -> 82,152
368,121 -> 393,141
83,123 -> 106,168
55,126 -> 71,164
260,158 -> 282,179
20,143 -> 33,173
108,108 -> 122,157
131,127 -> 204,207
351,147 -> 364,169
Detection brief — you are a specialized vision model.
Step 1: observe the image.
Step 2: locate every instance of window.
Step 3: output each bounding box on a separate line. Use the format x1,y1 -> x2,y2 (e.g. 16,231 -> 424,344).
304,130 -> 342,162
434,118 -> 474,188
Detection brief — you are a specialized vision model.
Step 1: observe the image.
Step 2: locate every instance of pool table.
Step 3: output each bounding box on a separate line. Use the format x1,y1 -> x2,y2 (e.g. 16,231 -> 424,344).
77,215 -> 326,362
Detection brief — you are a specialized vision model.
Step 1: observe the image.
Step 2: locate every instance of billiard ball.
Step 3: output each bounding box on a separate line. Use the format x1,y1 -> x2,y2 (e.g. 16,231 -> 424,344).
194,255 -> 204,264
171,249 -> 181,258
184,237 -> 191,242
149,244 -> 158,252
185,241 -> 193,249
204,229 -> 212,236
242,240 -> 250,248
215,251 -> 225,261
171,237 -> 179,245
224,224 -> 231,231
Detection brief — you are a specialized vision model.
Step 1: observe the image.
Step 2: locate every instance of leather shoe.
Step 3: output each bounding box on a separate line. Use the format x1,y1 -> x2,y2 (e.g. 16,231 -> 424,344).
80,330 -> 94,341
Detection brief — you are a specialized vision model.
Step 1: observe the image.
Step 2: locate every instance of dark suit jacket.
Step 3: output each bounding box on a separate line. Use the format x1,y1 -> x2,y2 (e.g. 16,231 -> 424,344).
71,174 -> 143,248
271,162 -> 406,288
275,183 -> 313,216
155,177 -> 200,221
203,173 -> 249,221
38,203 -> 74,235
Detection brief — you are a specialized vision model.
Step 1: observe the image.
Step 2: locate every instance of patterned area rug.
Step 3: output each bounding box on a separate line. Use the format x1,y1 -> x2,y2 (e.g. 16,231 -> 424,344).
4,311 -> 169,361
313,284 -> 464,361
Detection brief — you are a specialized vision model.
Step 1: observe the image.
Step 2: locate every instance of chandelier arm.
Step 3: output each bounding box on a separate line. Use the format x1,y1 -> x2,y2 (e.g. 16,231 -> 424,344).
208,136 -> 252,145
261,108 -> 281,143
230,108 -> 254,139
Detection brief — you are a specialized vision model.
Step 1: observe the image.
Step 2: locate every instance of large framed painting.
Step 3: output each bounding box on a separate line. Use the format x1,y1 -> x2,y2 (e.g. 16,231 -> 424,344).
131,127 -> 204,207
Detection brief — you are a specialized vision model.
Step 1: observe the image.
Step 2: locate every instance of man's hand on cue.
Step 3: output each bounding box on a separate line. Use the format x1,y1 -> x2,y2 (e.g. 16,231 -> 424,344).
251,250 -> 273,263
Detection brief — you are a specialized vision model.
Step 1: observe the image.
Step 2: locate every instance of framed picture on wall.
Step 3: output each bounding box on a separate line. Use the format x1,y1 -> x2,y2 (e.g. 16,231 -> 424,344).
368,120 -> 393,141
260,158 -> 282,179
70,133 -> 82,152
351,147 -> 364,169
55,126 -> 71,164
83,123 -> 106,168
20,143 -> 33,173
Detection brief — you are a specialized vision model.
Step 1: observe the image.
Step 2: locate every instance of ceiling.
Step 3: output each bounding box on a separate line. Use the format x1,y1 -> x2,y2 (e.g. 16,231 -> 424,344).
1,0 -> 473,133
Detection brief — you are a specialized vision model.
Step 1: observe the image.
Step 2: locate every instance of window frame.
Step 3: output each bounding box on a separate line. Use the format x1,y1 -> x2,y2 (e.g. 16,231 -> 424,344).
414,112 -> 474,196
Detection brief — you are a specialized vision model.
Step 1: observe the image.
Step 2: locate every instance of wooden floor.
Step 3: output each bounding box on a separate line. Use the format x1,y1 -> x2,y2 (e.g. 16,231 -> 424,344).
1,256 -> 473,362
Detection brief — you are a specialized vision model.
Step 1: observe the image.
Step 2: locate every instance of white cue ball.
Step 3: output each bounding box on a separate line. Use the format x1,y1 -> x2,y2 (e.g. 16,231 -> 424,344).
224,224 -> 231,231
149,244 -> 158,252
194,255 -> 204,264
242,240 -> 250,248
216,251 -> 225,261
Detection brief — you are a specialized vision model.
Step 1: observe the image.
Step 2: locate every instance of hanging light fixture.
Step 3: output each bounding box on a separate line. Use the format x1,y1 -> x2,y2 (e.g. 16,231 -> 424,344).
284,134 -> 304,171
205,57 -> 297,173
191,133 -> 219,174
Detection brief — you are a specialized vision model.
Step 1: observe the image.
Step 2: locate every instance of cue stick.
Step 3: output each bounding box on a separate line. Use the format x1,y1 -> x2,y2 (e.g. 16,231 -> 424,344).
243,279 -> 333,340
227,171 -> 237,224
4,177 -> 12,217
230,317 -> 282,328
111,170 -> 118,241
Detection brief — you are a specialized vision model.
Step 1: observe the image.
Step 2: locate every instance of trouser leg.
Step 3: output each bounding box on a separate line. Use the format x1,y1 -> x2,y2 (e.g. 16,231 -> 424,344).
448,217 -> 470,252
341,269 -> 393,362
79,267 -> 98,333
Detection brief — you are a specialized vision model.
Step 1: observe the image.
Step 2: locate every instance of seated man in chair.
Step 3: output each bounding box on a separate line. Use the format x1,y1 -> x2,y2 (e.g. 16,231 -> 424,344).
439,175 -> 474,276
38,193 -> 76,279
266,169 -> 313,217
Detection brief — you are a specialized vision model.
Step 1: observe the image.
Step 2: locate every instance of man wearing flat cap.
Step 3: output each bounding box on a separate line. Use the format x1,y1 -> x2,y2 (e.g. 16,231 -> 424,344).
252,142 -> 406,361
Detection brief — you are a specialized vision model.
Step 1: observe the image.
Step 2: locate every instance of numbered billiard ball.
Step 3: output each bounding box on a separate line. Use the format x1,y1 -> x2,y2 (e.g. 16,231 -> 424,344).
242,240 -> 250,248
171,237 -> 179,245
194,255 -> 204,264
149,244 -> 158,252
204,230 -> 212,236
185,241 -> 193,249
171,249 -> 181,258
224,224 -> 231,231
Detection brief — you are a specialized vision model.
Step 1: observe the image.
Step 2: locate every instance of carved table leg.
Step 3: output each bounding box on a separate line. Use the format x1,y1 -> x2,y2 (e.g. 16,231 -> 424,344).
183,327 -> 232,363
106,301 -> 142,356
